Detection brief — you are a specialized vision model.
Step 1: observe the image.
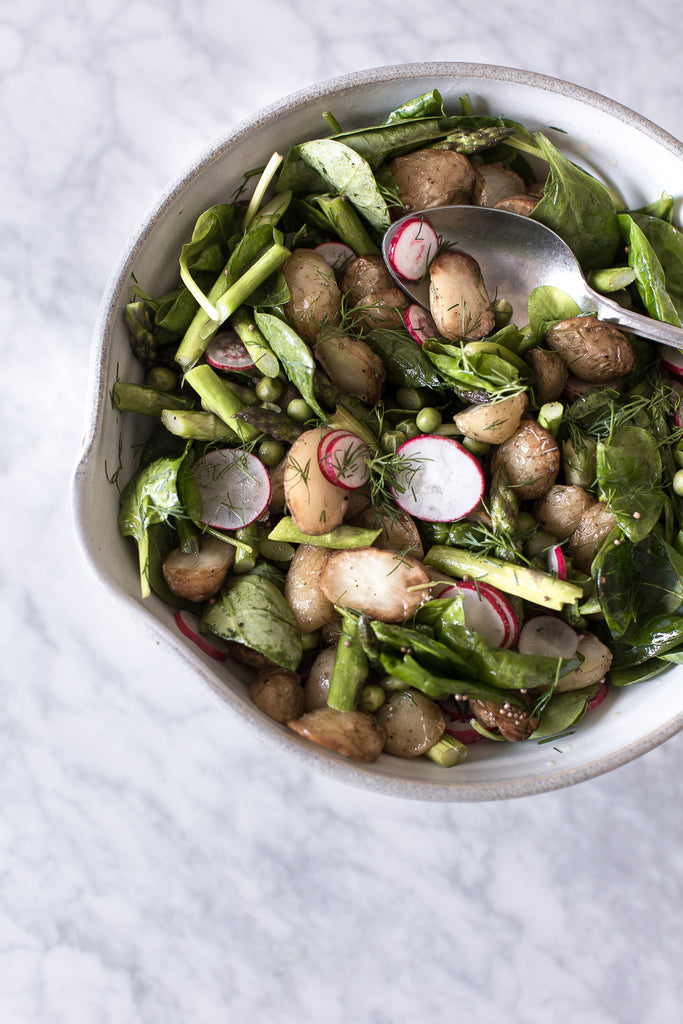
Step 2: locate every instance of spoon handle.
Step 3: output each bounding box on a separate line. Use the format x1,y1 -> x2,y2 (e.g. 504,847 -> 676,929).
590,290 -> 683,350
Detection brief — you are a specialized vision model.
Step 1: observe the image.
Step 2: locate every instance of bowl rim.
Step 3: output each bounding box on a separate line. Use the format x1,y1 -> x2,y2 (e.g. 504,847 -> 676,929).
72,61 -> 683,801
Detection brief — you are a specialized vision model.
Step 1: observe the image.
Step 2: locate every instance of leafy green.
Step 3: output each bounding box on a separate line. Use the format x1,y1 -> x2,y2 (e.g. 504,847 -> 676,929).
364,328 -> 443,389
201,573 -> 303,670
530,683 -> 600,739
119,448 -> 188,598
287,139 -> 391,231
529,133 -> 621,270
254,311 -> 327,421
627,212 -> 683,321
596,425 -> 664,541
526,286 -> 582,346
422,338 -> 522,394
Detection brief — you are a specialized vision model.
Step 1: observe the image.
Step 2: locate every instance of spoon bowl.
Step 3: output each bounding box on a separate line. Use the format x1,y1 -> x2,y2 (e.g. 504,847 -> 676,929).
382,205 -> 683,350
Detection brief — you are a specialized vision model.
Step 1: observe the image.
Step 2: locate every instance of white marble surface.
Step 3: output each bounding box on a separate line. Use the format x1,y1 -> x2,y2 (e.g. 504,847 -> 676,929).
4,1 -> 683,1021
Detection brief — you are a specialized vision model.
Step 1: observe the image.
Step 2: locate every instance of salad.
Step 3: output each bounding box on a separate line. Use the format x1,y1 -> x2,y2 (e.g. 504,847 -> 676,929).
114,88 -> 683,767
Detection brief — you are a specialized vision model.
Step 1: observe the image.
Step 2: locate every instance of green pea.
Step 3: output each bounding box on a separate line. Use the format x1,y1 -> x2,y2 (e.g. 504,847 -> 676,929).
255,376 -> 285,403
287,398 -> 313,423
416,407 -> 442,433
673,469 -> 683,496
381,429 -> 407,453
258,439 -> 286,467
674,440 -> 683,469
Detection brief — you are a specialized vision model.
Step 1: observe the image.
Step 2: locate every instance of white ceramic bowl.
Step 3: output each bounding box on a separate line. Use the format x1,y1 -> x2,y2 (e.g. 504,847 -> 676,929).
72,62 -> 683,801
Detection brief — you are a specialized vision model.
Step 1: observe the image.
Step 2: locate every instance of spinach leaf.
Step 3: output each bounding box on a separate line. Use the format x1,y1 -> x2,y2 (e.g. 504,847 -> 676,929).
594,532 -> 683,658
629,212 -> 683,319
526,286 -> 582,346
119,448 -> 188,598
254,311 -> 327,420
530,683 -> 600,739
596,425 -> 664,541
530,134 -> 621,270
370,621 -> 477,679
201,573 -> 303,670
609,657 -> 670,686
289,139 -> 391,231
382,90 -> 446,123
617,214 -> 683,326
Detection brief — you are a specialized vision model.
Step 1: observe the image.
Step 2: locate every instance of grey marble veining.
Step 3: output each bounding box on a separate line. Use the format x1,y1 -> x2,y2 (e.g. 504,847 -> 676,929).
3,0 -> 683,1021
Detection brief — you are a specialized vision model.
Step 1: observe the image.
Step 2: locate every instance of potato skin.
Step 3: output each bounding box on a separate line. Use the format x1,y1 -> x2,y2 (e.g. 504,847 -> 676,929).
429,250 -> 496,341
491,420 -> 560,500
388,149 -> 476,210
282,248 -> 341,343
376,688 -> 445,757
341,255 -> 394,306
287,707 -> 387,762
314,331 -> 386,404
533,485 -> 596,541
567,502 -> 617,572
545,316 -> 634,383
555,633 -> 612,693
283,428 -> 349,536
524,347 -> 568,403
249,668 -> 304,724
350,288 -> 407,335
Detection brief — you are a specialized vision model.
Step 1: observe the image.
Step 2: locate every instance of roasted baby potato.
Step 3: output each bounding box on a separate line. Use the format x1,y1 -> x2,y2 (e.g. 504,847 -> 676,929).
285,544 -> 338,633
429,250 -> 496,341
567,502 -> 618,572
454,391 -> 528,445
533,485 -> 597,541
162,535 -> 235,602
376,688 -> 445,757
388,148 -> 476,210
545,316 -> 634,383
341,255 -> 395,305
287,707 -> 387,762
249,667 -> 304,724
491,420 -> 561,500
283,429 -> 349,536
282,248 -> 341,343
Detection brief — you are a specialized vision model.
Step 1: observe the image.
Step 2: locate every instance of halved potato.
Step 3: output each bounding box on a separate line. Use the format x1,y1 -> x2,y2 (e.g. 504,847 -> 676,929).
285,544 -> 337,632
341,255 -> 394,306
472,162 -> 526,208
454,391 -> 528,445
314,331 -> 386,404
555,633 -> 613,692
282,248 -> 341,343
319,547 -> 430,621
376,688 -> 445,757
429,250 -> 496,340
283,428 -> 349,536
162,535 -> 235,602
287,707 -> 386,762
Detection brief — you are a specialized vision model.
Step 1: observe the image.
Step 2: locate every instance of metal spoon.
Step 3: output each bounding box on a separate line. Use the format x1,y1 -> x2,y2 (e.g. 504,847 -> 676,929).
382,205 -> 683,350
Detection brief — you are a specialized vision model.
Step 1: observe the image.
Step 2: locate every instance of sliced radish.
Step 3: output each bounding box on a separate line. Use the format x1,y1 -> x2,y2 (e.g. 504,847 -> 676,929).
205,331 -> 255,372
174,609 -> 231,661
318,431 -> 371,490
192,448 -> 271,530
403,303 -> 438,346
390,434 -> 485,522
587,678 -> 609,712
660,343 -> 683,379
386,215 -> 439,281
439,581 -> 509,648
547,543 -> 568,580
438,699 -> 482,744
315,241 -> 355,273
518,615 -> 579,660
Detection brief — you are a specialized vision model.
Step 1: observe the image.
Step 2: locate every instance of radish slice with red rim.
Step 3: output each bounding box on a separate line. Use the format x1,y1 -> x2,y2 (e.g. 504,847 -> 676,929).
318,431 -> 371,490
404,304 -> 438,346
315,241 -> 355,273
386,215 -> 439,281
547,543 -> 568,580
659,343 -> 683,378
439,581 -> 510,648
205,331 -> 255,372
439,699 -> 482,744
192,448 -> 271,530
587,678 -> 609,712
518,615 -> 579,660
174,610 -> 231,661
391,434 -> 485,522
